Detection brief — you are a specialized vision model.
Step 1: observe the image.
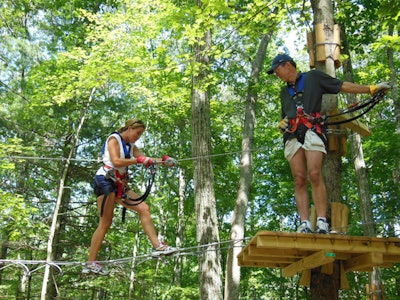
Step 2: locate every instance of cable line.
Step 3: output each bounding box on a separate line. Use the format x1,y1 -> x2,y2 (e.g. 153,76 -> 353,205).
0,238 -> 249,276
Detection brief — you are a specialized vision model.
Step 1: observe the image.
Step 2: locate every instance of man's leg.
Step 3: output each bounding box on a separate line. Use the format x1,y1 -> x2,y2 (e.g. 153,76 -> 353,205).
305,150 -> 327,219
289,148 -> 309,221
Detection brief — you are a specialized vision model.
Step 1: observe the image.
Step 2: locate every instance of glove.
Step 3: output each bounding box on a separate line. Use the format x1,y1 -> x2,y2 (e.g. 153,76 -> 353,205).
278,117 -> 289,133
370,82 -> 391,95
136,155 -> 153,168
162,155 -> 178,167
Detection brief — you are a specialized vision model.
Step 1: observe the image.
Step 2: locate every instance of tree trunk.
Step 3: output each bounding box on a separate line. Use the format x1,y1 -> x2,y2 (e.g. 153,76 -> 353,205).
174,167 -> 187,285
191,2 -> 222,298
387,24 -> 400,200
40,88 -> 95,299
310,1 -> 341,298
310,263 -> 340,300
129,223 -> 140,299
341,25 -> 384,300
224,32 -> 271,300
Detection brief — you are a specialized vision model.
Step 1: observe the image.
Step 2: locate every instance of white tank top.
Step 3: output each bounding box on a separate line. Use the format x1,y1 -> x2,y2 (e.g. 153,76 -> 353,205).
95,133 -> 134,176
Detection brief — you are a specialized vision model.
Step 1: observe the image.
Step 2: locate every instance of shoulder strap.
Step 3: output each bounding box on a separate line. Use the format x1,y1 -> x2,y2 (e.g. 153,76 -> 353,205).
102,132 -> 131,158
288,73 -> 305,98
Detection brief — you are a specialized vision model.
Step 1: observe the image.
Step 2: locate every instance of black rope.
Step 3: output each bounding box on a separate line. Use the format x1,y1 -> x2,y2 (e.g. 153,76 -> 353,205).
323,90 -> 387,126
121,164 -> 157,222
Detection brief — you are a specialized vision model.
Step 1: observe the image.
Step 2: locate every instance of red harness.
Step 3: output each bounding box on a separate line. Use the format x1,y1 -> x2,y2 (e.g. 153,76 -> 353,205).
287,107 -> 322,134
104,165 -> 127,198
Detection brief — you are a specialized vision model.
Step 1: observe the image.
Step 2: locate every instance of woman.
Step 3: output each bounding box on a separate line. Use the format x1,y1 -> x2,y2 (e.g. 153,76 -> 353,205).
83,118 -> 178,275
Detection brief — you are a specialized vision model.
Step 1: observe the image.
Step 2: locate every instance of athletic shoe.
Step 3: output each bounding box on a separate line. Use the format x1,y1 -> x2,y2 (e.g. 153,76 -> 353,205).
316,218 -> 330,234
152,241 -> 178,257
296,221 -> 313,233
82,261 -> 109,275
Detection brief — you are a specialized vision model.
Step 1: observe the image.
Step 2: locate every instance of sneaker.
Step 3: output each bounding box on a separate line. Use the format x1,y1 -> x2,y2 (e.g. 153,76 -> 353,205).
297,221 -> 313,233
82,261 -> 109,276
152,242 -> 178,257
316,218 -> 329,234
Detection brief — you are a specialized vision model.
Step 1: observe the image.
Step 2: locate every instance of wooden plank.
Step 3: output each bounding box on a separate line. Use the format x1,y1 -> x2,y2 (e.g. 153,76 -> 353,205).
383,254 -> 400,263
255,232 -> 400,255
340,262 -> 350,290
237,231 -> 400,274
354,264 -> 393,272
321,262 -> 334,275
343,252 -> 383,272
239,260 -> 288,268
299,270 -> 311,287
326,108 -> 371,137
282,251 -> 336,277
329,115 -> 371,136
247,244 -> 309,259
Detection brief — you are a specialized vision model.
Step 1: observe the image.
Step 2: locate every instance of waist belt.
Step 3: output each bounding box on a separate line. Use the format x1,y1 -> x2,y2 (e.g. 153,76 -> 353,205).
287,109 -> 323,135
104,165 -> 127,198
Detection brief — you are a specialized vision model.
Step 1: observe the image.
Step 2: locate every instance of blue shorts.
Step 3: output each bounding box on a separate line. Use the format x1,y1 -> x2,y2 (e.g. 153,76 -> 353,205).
93,175 -> 117,197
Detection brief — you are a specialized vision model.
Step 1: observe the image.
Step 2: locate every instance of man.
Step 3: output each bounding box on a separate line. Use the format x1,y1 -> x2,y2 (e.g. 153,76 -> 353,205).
267,54 -> 390,233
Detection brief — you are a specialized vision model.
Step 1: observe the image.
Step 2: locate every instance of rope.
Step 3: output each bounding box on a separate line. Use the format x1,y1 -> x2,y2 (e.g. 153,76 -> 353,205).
1,216 -> 399,276
122,164 -> 156,206
0,148 -> 266,165
0,238 -> 250,275
323,90 -> 387,126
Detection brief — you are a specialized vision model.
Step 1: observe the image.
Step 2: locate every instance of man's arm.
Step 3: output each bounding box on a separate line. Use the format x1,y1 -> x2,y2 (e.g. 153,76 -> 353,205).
340,82 -> 370,94
341,81 -> 391,95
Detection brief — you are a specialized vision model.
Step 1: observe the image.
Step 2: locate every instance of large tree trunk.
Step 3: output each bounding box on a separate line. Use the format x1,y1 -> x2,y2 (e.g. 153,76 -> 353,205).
387,22 -> 400,300
310,1 -> 341,299
224,32 -> 271,300
387,24 -> 400,201
191,3 -> 222,298
341,24 -> 384,300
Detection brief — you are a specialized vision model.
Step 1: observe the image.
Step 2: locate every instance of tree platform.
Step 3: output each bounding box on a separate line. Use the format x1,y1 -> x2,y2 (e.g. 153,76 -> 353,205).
237,231 -> 400,288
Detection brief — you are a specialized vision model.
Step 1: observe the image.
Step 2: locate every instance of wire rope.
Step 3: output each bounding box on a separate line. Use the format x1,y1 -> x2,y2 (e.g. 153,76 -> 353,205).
0,238 -> 251,276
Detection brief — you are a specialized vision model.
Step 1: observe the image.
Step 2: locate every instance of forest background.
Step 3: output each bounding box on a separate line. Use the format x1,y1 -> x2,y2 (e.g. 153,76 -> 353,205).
0,0 -> 399,299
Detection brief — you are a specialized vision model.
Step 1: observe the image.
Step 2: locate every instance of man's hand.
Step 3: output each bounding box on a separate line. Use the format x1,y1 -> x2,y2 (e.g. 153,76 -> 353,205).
136,155 -> 153,167
370,82 -> 391,95
278,117 -> 289,133
162,155 -> 178,167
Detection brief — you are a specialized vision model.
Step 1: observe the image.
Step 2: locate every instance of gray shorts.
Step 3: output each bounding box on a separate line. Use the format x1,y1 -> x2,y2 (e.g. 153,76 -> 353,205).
284,130 -> 327,161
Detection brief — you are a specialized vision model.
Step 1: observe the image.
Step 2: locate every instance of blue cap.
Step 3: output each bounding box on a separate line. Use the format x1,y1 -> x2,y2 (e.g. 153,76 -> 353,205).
267,54 -> 295,74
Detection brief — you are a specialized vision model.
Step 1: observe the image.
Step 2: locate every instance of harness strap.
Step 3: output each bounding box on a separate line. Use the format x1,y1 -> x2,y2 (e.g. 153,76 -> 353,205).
286,73 -> 324,134
100,165 -> 127,217
287,111 -> 323,134
287,73 -> 305,99
104,164 -> 127,198
122,164 -> 156,206
120,164 -> 156,223
324,90 -> 386,126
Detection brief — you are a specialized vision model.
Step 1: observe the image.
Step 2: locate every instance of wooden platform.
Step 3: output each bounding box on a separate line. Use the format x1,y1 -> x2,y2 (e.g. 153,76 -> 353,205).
238,231 -> 400,278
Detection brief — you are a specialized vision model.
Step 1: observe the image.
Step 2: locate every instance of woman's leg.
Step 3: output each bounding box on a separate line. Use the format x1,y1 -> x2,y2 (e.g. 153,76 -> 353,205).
88,193 -> 116,262
115,190 -> 161,248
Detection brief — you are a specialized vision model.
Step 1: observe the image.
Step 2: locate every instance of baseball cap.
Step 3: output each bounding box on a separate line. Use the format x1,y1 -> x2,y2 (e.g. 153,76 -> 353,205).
267,54 -> 295,74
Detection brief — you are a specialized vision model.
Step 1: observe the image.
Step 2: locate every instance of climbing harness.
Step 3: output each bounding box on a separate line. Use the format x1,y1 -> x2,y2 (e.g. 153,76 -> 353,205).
285,74 -> 327,147
285,74 -> 388,137
103,163 -> 157,222
287,74 -> 323,135
98,131 -> 155,220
